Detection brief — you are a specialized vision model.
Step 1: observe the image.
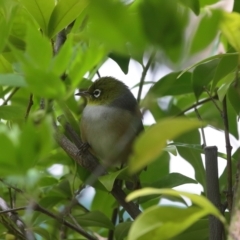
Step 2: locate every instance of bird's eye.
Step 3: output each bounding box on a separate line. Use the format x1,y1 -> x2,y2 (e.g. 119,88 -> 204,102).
93,89 -> 101,98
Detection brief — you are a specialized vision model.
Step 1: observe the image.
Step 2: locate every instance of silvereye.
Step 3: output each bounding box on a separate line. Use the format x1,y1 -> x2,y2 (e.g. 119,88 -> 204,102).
76,77 -> 143,167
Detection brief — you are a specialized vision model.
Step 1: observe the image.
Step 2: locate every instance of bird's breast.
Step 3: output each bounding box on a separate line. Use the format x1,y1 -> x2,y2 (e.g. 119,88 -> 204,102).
81,105 -> 141,164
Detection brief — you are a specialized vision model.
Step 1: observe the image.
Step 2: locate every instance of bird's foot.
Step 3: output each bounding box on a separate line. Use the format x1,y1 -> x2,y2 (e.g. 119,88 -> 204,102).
77,142 -> 90,156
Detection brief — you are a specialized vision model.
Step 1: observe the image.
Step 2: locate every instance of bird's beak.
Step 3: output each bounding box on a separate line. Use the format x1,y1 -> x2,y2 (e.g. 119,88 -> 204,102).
75,91 -> 91,97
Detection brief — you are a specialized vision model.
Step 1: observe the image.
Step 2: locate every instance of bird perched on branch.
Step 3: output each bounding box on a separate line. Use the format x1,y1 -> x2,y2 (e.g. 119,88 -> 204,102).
76,76 -> 143,168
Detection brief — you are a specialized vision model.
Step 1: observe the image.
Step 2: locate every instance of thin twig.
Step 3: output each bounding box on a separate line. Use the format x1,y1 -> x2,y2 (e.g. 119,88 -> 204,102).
108,207 -> 119,240
194,107 -> 207,147
222,97 -> 233,212
176,95 -> 218,116
0,178 -> 24,193
25,94 -> 33,120
96,70 -> 101,78
137,52 -> 155,103
204,87 -> 222,113
0,206 -> 26,214
69,214 -> 84,230
34,204 -> 97,240
2,87 -> 19,105
0,198 -> 35,240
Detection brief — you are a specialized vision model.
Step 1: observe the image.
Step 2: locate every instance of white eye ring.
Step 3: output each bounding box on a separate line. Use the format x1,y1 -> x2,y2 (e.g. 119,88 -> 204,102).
93,89 -> 101,98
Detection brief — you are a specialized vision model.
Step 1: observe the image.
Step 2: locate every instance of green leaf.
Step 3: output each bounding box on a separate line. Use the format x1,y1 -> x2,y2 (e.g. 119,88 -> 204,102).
50,36 -> 73,76
190,10 -> 222,54
127,205 -> 210,240
19,0 -> 55,35
24,67 -> 65,99
126,188 -> 225,221
178,53 -> 238,79
199,0 -> 218,8
140,152 -> 170,185
145,72 -> 192,104
115,222 -> 132,240
38,176 -> 58,187
86,0 -> 146,56
0,55 -> 12,73
109,53 -> 130,75
149,173 -> 197,189
172,219 -> 208,240
140,173 -> 197,204
68,41 -> 106,89
220,12 -> 240,52
48,0 -> 89,37
174,130 -> 206,189
0,105 -> 25,120
164,145 -> 177,156
211,53 -> 238,91
75,211 -> 114,229
91,189 -> 115,219
99,167 -> 129,191
0,2 -> 17,53
179,0 -> 200,15
0,129 -> 17,176
139,0 -> 186,62
0,74 -> 27,87
25,24 -> 52,70
217,73 -> 235,101
129,118 -> 202,173
192,58 -> 220,99
228,82 -> 240,116
32,227 -> 51,239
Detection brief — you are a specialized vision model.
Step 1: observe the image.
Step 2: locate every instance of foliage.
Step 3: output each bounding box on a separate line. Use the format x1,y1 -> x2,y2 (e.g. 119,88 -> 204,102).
0,0 -> 239,239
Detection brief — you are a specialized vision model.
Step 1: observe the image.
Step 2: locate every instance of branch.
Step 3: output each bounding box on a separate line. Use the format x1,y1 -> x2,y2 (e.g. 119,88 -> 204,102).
2,87 -> 19,105
108,207 -> 118,240
54,28 -> 67,54
33,203 -> 97,240
0,197 -> 35,240
137,52 -> 155,103
25,94 -> 33,120
204,146 -> 223,240
222,97 -> 233,212
54,127 -> 141,219
228,160 -> 240,240
176,95 -> 218,116
205,87 -> 222,113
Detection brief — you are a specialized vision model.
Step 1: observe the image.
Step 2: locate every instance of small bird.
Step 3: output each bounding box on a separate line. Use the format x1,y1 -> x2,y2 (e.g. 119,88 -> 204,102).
76,77 -> 143,167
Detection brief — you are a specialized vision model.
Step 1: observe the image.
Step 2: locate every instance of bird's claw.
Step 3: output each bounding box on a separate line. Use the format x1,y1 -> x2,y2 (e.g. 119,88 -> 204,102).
77,142 -> 90,156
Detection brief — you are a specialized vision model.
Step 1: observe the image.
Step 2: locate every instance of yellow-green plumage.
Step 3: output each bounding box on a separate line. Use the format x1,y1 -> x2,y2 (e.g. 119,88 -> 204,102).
78,77 -> 143,166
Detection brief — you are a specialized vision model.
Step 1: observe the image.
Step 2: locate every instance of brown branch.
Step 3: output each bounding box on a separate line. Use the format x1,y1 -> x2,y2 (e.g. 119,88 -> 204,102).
25,93 -> 33,120
54,128 -> 141,219
0,198 -> 35,240
137,52 -> 155,103
2,87 -> 19,105
33,203 -> 97,240
222,97 -> 233,212
0,206 -> 26,214
228,160 -> 240,240
54,28 -> 67,54
176,95 -> 218,116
